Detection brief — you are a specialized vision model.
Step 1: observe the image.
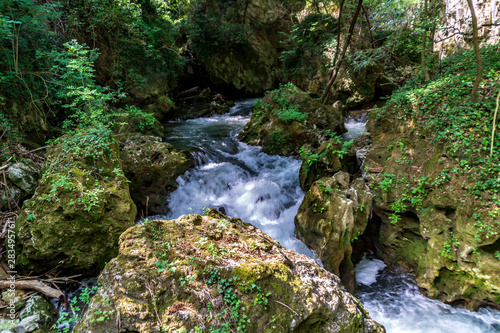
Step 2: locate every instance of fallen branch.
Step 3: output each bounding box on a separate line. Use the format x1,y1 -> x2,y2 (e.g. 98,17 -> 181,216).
274,300 -> 299,316
0,280 -> 63,299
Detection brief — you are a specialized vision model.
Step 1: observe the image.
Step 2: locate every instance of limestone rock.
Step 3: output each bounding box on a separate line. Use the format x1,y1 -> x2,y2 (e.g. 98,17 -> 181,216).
15,129 -> 136,275
239,84 -> 346,157
299,139 -> 358,191
363,106 -> 500,309
19,296 -> 54,327
195,0 -> 287,95
117,135 -> 192,216
74,210 -> 384,333
295,172 -> 373,291
0,160 -> 39,211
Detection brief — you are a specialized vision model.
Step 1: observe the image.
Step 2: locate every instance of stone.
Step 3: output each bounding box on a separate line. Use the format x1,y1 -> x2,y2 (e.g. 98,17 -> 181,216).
74,210 -> 384,333
2,290 -> 28,312
15,129 -> 136,275
117,134 -> 192,216
239,83 -> 346,157
295,173 -> 373,291
19,296 -> 53,326
0,318 -> 19,332
361,103 -> 500,309
12,315 -> 39,333
0,160 -> 40,211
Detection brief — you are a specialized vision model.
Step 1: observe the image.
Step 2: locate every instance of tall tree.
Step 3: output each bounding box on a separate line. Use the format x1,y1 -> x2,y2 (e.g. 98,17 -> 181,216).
319,0 -> 364,104
466,0 -> 483,103
420,0 -> 431,81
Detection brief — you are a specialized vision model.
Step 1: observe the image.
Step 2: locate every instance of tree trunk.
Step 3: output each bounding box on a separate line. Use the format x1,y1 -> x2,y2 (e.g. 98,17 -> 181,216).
362,5 -> 375,48
466,0 -> 483,103
319,0 -> 364,104
421,0 -> 431,81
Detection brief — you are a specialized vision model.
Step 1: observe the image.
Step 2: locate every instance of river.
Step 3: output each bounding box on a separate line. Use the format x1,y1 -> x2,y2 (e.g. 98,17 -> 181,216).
159,100 -> 500,333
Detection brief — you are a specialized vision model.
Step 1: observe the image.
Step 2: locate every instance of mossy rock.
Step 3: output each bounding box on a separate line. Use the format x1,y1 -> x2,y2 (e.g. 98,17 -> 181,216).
74,210 -> 384,333
363,106 -> 500,309
117,134 -> 192,216
299,139 -> 358,191
295,172 -> 373,291
15,128 -> 136,275
239,84 -> 346,157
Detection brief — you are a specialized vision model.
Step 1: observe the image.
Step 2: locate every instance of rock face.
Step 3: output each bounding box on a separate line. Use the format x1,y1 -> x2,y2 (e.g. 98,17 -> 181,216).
15,129 -> 136,274
74,210 -> 384,333
0,160 -> 40,211
193,0 -> 288,95
362,111 -> 500,310
435,0 -> 500,54
295,172 -> 373,291
117,134 -> 192,216
239,84 -> 346,157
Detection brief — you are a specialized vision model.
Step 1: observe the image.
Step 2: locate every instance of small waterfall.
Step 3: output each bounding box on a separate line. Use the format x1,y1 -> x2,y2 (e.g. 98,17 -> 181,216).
159,99 -> 318,259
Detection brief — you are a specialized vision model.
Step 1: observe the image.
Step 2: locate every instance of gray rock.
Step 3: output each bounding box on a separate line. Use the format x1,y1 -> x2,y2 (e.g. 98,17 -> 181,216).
19,296 -> 53,326
0,160 -> 39,210
0,318 -> 19,331
12,314 -> 39,332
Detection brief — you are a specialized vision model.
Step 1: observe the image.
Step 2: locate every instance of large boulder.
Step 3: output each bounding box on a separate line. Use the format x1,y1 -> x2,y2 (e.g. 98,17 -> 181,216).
239,83 -> 346,156
74,210 -> 384,333
295,172 -> 373,291
15,128 -> 136,274
0,159 -> 40,211
362,104 -> 500,309
117,134 -> 192,216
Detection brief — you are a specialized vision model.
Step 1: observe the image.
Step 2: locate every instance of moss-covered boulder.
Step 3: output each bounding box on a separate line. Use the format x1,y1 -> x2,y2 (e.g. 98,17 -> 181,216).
298,138 -> 358,191
239,84 -> 346,157
361,82 -> 500,309
15,128 -> 136,274
295,172 -> 373,291
74,210 -> 384,333
117,134 -> 192,216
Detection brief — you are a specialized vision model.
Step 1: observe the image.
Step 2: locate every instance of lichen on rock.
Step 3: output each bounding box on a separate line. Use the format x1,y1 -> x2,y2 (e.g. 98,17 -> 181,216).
74,209 -> 384,333
15,127 -> 136,275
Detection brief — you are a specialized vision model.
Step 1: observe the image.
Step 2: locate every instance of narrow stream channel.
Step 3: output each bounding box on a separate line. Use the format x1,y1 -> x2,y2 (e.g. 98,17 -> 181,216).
160,100 -> 500,333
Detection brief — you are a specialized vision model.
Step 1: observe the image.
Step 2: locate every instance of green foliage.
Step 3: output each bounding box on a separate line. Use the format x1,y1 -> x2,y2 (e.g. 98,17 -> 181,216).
206,269 -> 250,333
299,147 -> 320,168
374,44 -> 500,202
439,234 -> 460,260
65,0 -> 182,91
280,13 -> 338,77
53,285 -> 99,332
271,83 -> 308,123
46,40 -> 122,130
183,0 -> 250,58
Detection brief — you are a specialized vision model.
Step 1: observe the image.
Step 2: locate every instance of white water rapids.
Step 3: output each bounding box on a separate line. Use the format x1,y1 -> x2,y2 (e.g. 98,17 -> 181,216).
157,100 -> 500,333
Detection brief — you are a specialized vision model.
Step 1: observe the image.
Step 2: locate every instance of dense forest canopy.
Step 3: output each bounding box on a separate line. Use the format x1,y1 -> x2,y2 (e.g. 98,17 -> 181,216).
1,0 -> 496,144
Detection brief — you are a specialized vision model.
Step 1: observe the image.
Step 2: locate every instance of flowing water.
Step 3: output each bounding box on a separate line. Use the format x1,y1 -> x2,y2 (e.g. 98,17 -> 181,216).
160,100 -> 500,333
355,257 -> 500,333
161,99 -> 316,258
